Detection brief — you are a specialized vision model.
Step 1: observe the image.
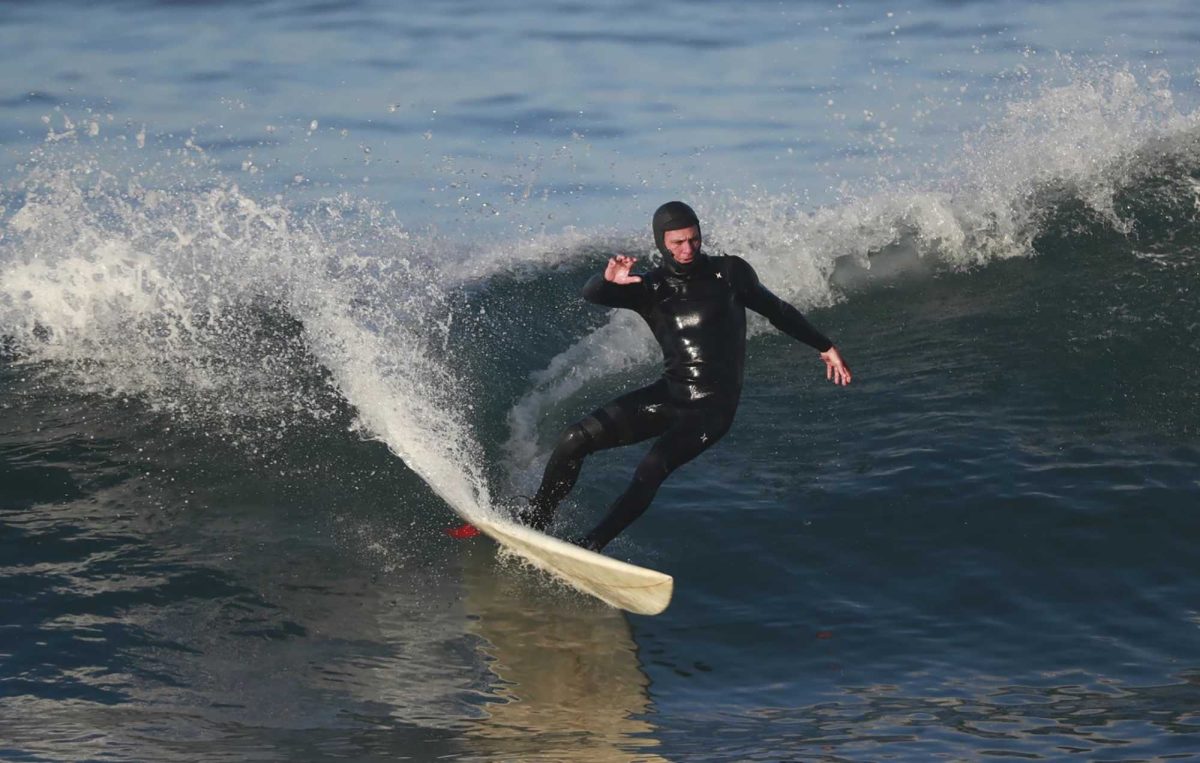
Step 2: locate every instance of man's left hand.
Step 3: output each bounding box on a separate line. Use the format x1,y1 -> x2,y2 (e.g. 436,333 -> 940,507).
820,346 -> 852,386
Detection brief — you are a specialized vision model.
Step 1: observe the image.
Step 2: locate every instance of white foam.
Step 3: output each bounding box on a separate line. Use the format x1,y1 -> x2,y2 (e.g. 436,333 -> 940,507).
1,142 -> 497,522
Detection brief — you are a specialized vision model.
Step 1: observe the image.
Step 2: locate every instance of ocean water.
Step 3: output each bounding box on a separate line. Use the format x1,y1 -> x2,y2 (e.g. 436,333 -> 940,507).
3,1 -> 1200,760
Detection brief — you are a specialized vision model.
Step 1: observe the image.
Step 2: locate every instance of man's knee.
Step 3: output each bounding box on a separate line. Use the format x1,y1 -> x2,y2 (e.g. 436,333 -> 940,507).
636,419 -> 729,484
552,420 -> 596,460
632,450 -> 671,486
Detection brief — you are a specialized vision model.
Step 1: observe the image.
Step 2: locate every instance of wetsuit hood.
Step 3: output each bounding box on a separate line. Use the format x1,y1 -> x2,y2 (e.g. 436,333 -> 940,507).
652,201 -> 703,278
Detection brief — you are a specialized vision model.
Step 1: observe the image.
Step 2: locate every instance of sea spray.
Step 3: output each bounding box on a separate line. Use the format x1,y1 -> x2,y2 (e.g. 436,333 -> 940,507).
0,136 -> 498,521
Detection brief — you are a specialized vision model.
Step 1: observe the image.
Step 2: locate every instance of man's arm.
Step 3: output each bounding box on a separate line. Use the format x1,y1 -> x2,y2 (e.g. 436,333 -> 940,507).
582,254 -> 649,310
730,256 -> 852,386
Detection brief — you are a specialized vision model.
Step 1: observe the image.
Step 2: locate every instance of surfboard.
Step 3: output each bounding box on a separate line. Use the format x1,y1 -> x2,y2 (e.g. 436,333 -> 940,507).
465,516 -> 673,616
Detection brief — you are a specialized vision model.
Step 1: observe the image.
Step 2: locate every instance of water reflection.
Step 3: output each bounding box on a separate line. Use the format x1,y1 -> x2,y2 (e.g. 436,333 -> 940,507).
651,675 -> 1200,760
459,542 -> 668,762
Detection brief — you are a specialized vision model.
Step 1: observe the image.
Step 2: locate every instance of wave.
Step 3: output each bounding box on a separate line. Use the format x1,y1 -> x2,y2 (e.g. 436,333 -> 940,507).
4,64 -> 1199,520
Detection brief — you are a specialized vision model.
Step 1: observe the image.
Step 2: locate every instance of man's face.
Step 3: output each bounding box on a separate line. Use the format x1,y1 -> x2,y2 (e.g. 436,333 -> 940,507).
663,225 -> 701,265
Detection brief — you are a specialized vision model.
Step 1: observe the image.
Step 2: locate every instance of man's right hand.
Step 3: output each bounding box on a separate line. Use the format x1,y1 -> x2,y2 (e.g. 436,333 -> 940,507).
604,255 -> 642,284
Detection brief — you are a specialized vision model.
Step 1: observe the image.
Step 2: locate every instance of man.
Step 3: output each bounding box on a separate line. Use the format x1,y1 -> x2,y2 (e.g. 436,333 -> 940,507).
523,201 -> 851,551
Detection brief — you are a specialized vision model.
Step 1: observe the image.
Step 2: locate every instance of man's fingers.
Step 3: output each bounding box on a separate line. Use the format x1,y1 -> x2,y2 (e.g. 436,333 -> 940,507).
820,347 -> 852,387
824,359 -> 851,386
605,254 -> 642,284
606,255 -> 637,279
604,256 -> 623,281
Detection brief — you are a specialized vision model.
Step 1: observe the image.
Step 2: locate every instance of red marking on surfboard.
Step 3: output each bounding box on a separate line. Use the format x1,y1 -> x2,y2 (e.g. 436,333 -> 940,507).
445,523 -> 481,539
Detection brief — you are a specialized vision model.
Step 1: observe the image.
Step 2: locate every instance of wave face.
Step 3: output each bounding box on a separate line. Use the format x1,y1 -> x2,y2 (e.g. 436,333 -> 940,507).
8,67 -> 1198,505
4,14 -> 1200,762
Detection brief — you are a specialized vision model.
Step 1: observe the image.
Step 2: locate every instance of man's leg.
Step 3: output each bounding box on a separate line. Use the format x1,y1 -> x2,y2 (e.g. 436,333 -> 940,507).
582,406 -> 734,550
524,380 -> 672,530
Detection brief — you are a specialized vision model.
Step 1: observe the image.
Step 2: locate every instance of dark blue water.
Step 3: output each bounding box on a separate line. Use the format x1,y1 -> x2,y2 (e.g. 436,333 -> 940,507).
4,1 -> 1200,760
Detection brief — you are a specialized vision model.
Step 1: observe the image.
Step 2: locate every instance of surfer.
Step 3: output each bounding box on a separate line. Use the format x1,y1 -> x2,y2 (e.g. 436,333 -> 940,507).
523,201 -> 851,551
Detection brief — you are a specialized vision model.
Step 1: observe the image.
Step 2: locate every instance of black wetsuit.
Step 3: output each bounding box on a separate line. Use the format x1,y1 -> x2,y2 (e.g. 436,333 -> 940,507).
528,251 -> 833,550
